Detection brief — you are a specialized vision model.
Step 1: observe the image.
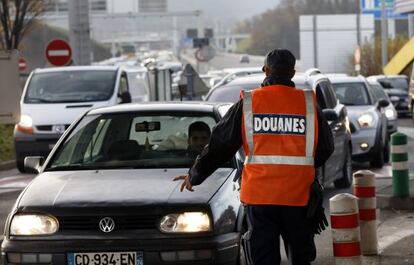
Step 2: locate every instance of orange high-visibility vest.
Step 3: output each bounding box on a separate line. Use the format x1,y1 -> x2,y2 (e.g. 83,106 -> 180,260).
240,85 -> 319,206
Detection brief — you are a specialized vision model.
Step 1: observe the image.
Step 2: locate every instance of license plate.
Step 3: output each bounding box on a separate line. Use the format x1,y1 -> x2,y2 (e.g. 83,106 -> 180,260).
67,251 -> 143,265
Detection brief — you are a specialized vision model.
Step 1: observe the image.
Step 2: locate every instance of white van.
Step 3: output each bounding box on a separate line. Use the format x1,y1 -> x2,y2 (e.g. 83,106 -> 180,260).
14,66 -> 149,172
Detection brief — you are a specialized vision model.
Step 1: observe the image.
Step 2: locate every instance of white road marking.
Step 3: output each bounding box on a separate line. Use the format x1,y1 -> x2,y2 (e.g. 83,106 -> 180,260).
379,229 -> 414,253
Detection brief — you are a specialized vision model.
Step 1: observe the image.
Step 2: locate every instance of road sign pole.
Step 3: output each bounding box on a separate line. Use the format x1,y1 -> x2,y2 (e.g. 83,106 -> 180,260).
381,0 -> 388,68
409,14 -> 414,38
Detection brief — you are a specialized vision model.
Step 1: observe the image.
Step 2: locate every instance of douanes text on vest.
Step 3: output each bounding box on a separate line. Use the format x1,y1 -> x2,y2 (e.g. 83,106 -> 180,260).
253,114 -> 306,135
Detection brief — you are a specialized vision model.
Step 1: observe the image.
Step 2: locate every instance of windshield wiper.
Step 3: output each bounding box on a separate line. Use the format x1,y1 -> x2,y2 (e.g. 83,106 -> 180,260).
45,165 -> 97,171
26,98 -> 54,103
340,102 -> 356,106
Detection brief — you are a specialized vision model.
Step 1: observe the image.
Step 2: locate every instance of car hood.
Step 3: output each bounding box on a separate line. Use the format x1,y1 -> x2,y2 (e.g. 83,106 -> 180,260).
20,102 -> 111,126
17,168 -> 233,208
346,105 -> 378,123
385,89 -> 408,96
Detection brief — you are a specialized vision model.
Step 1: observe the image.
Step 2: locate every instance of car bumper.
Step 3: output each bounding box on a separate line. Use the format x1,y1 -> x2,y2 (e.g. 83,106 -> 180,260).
394,103 -> 409,115
14,130 -> 63,160
350,128 -> 378,162
1,233 -> 240,265
386,119 -> 398,135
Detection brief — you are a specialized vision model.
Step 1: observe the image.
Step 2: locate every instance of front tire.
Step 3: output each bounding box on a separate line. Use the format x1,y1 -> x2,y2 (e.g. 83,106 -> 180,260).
370,138 -> 385,168
384,135 -> 390,163
16,157 -> 26,173
334,145 -> 352,189
237,226 -> 248,265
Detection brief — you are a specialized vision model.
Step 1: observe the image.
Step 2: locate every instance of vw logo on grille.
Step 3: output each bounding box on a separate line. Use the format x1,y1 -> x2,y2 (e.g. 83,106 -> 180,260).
99,217 -> 115,233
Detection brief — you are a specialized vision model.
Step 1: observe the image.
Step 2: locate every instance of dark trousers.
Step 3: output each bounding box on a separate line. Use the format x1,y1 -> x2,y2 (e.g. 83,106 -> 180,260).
244,205 -> 316,265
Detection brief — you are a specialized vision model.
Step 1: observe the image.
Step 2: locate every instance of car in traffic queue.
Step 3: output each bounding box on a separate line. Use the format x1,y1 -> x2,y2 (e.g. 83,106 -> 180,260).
367,75 -> 410,116
1,102 -> 247,265
329,76 -> 390,168
205,69 -> 353,189
367,79 -> 398,135
14,66 -> 143,173
211,67 -> 263,90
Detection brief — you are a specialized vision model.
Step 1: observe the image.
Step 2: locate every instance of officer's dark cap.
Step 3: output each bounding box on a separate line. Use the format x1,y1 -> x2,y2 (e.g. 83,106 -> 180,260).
262,49 -> 296,73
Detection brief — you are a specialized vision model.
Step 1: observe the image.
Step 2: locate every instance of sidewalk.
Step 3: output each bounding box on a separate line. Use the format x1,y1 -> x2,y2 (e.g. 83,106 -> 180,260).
359,166 -> 414,264
377,179 -> 414,210
0,161 -> 15,172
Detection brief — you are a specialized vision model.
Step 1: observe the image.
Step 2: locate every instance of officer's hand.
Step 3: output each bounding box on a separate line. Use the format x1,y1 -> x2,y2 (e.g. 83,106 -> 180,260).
173,175 -> 194,192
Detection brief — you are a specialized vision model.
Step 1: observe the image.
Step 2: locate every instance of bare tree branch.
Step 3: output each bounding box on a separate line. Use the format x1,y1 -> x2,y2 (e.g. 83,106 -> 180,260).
0,0 -> 49,50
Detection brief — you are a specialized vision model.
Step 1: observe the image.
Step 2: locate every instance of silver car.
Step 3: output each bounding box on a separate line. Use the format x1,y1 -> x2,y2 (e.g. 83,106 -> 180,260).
206,70 -> 353,189
329,76 -> 390,168
367,80 -> 398,135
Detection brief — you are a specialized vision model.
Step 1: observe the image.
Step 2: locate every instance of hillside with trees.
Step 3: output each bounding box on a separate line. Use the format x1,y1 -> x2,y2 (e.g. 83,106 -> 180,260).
234,0 -> 358,57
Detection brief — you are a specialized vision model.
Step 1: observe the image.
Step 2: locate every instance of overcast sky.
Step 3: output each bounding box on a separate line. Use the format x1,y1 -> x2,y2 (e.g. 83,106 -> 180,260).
168,0 -> 280,24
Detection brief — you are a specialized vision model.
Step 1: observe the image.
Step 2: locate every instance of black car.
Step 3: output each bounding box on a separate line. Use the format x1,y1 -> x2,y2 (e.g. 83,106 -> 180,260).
206,69 -> 353,188
1,102 -> 247,265
368,75 -> 410,116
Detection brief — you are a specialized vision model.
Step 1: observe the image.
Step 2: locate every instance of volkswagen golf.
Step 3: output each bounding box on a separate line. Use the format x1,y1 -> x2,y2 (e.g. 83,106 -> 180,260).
1,102 -> 247,265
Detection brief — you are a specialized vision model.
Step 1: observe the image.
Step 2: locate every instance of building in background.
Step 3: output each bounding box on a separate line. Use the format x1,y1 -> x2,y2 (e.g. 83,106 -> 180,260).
300,14 -> 375,73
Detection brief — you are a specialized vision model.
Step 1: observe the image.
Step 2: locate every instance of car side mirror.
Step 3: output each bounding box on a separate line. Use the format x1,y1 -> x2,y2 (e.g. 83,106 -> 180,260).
24,156 -> 44,174
119,91 -> 132,104
378,99 -> 390,108
322,109 -> 339,121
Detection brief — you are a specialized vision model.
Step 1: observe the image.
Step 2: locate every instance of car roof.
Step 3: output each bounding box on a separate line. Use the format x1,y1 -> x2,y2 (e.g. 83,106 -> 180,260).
87,101 -> 230,115
222,67 -> 262,74
34,66 -> 121,73
368,75 -> 408,79
220,73 -> 311,87
329,75 -> 367,83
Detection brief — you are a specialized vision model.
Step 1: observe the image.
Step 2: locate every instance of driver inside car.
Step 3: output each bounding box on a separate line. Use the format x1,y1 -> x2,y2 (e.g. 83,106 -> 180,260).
187,121 -> 211,158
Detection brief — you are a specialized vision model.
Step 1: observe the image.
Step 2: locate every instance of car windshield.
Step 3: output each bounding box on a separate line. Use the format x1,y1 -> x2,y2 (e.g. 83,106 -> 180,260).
378,77 -> 409,91
370,83 -> 388,100
207,83 -> 259,102
332,82 -> 371,106
47,112 -> 218,170
24,70 -> 117,103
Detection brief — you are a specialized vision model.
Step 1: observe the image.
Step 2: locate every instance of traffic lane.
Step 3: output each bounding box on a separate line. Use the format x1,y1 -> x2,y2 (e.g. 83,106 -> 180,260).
207,52 -> 264,70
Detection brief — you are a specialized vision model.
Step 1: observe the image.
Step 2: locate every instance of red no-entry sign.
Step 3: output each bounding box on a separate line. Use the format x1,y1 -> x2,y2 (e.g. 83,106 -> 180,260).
18,58 -> 27,72
45,39 -> 72,67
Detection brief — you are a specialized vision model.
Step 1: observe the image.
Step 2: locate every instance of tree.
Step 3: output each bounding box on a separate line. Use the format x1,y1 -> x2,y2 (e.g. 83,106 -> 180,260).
346,36 -> 412,76
0,0 -> 51,50
234,0 -> 358,56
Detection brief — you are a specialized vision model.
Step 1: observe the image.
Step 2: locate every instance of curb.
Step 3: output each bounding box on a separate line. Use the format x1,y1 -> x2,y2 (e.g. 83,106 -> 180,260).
377,194 -> 414,210
0,161 -> 15,171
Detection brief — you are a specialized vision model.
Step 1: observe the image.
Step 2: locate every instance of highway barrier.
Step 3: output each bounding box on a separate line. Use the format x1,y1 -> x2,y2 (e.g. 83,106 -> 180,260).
330,193 -> 362,265
391,132 -> 409,197
353,170 -> 378,255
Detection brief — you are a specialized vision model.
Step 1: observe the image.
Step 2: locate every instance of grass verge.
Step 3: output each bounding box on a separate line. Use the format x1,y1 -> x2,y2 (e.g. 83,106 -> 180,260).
0,124 -> 15,162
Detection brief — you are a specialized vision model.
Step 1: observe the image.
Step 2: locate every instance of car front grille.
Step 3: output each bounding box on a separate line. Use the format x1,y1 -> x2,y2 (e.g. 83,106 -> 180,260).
58,215 -> 160,231
36,125 -> 71,132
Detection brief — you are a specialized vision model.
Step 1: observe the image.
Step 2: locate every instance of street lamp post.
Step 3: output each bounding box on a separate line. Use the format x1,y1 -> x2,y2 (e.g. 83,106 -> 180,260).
381,0 -> 388,68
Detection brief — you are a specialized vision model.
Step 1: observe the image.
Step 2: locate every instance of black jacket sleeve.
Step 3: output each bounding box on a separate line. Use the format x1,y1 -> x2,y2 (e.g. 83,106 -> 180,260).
189,100 -> 335,185
314,106 -> 334,168
189,100 -> 243,185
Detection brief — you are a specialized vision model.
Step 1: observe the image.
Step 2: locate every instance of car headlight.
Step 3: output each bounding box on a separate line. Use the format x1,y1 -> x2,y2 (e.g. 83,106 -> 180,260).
19,114 -> 33,128
358,114 -> 374,128
10,214 -> 59,236
385,109 -> 397,119
159,212 -> 211,233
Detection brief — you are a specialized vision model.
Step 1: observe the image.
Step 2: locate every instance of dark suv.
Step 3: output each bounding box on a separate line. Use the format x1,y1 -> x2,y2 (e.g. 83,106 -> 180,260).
206,69 -> 353,188
368,75 -> 410,116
